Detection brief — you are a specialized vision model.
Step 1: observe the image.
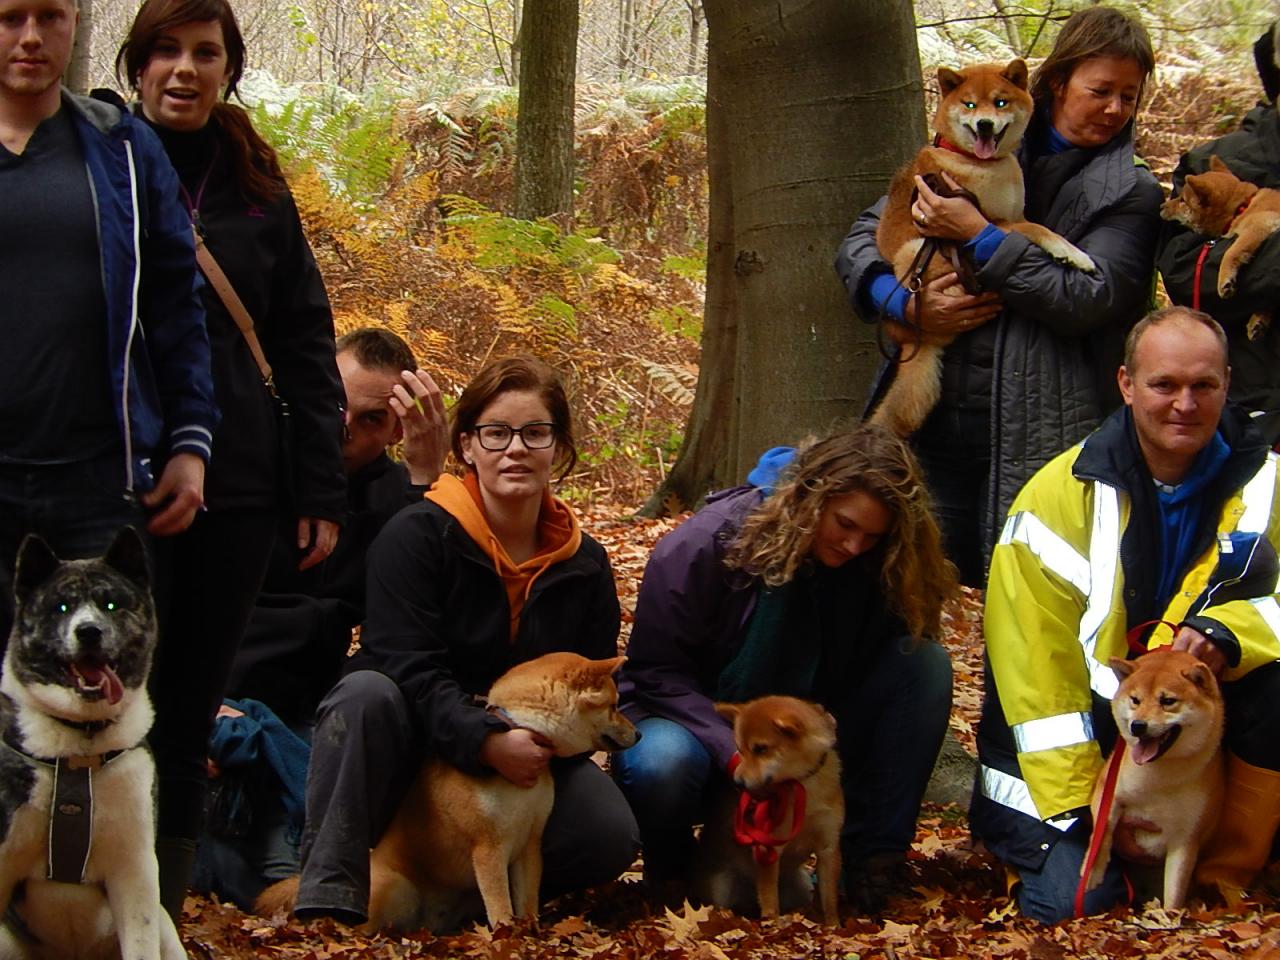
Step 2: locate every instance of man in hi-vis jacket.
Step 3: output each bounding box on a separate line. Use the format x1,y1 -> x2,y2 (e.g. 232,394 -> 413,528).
971,305 -> 1280,921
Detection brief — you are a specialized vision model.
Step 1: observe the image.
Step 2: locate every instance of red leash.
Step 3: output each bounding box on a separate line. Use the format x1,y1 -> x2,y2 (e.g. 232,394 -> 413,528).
728,753 -> 808,866
1073,739 -> 1126,918
1192,241 -> 1213,311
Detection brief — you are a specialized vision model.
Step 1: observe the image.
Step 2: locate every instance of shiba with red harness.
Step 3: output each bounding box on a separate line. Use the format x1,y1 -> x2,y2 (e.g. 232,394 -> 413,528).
694,696 -> 843,924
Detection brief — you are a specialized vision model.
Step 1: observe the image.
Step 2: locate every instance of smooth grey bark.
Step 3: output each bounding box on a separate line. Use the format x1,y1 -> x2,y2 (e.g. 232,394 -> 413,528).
514,0 -> 579,221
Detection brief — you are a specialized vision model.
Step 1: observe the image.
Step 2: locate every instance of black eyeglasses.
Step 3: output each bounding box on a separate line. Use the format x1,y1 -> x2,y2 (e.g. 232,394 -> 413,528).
472,421 -> 557,451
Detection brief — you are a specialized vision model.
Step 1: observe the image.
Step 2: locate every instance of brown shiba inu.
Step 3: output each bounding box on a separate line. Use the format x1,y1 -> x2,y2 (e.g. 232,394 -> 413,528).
872,59 -> 1096,437
1082,649 -> 1225,909
694,696 -> 843,925
256,652 -> 637,933
1160,154 -> 1280,341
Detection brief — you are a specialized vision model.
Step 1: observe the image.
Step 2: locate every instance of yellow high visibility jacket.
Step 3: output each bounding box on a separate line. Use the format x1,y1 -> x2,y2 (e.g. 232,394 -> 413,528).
971,407 -> 1280,869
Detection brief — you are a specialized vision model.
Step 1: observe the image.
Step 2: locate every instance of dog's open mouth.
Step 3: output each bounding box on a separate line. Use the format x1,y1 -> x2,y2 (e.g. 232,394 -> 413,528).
1131,724 -> 1181,765
70,660 -> 124,705
969,126 -> 1006,160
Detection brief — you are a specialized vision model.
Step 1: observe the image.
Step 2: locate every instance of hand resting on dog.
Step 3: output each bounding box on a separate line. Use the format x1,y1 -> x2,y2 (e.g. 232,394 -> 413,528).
911,171 -> 994,242
481,728 -> 554,788
886,271 -> 1003,346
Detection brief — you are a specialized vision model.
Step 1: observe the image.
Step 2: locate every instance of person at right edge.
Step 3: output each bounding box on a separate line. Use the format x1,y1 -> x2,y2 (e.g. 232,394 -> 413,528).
972,306 -> 1280,922
834,6 -> 1162,587
1157,19 -> 1280,445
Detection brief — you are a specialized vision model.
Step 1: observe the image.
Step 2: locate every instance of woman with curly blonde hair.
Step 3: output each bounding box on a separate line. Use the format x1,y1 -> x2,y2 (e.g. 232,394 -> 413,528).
615,424 -> 957,910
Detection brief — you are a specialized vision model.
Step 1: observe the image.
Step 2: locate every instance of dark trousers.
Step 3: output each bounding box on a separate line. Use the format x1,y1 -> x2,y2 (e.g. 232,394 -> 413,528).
913,404 -> 991,588
614,637 -> 953,880
0,455 -> 148,645
150,508 -> 277,841
297,670 -> 639,923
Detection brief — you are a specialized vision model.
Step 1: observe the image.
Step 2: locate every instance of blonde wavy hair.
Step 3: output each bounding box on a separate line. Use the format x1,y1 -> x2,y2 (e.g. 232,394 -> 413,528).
724,424 -> 958,640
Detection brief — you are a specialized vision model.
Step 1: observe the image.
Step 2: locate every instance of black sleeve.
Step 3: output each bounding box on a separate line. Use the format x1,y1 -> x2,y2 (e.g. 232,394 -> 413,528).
265,188 -> 347,522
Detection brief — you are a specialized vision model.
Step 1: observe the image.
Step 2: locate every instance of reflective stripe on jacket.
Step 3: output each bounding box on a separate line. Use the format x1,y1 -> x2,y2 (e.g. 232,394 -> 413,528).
971,404 -> 1280,869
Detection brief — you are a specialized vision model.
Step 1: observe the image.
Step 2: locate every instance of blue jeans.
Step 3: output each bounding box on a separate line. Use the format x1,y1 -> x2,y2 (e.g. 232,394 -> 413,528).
612,717 -> 714,882
1016,830 -> 1130,923
615,638 -> 953,882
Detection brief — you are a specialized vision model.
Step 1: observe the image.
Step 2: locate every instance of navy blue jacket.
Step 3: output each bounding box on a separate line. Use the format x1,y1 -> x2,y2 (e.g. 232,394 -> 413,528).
66,90 -> 218,490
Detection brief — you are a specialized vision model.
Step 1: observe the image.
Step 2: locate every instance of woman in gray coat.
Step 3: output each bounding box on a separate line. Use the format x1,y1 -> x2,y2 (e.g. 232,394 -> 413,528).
834,6 -> 1162,585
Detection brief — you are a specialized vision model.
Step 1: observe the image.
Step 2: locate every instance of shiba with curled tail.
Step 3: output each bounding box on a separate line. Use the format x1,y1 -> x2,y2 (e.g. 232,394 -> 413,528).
872,59 -> 1096,438
0,529 -> 185,960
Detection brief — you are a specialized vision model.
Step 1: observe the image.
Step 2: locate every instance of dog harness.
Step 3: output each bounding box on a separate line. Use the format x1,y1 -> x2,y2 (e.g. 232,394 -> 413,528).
727,751 -> 828,866
1,728 -> 124,884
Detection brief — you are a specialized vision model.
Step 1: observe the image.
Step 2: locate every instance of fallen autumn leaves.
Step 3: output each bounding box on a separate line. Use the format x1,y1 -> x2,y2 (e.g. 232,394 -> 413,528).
178,511 -> 1280,958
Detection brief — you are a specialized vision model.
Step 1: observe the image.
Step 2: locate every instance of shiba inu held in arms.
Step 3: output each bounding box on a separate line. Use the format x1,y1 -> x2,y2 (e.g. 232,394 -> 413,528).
836,5 -> 1161,589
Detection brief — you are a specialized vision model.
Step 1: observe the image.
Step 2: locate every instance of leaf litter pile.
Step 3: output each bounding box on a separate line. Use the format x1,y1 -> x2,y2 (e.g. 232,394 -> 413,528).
180,511 -> 1280,958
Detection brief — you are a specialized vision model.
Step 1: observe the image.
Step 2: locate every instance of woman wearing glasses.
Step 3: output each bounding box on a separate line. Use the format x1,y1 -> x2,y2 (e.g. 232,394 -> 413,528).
290,356 -> 638,926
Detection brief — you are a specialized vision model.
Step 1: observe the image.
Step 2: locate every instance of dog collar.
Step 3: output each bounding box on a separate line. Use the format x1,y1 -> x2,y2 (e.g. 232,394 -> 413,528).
933,134 -> 973,158
50,716 -> 116,735
1230,195 -> 1256,231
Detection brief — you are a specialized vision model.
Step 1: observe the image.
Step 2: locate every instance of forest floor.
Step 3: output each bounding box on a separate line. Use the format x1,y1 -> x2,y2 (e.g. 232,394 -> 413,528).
176,511 -> 1280,959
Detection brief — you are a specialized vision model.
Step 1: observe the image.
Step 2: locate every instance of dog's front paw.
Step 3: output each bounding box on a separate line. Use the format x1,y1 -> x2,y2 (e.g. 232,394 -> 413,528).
1248,312 -> 1271,342
1218,272 -> 1238,298
1063,248 -> 1097,272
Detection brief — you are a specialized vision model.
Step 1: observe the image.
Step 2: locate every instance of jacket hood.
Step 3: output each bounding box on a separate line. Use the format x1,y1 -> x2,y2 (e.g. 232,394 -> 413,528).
62,89 -> 126,136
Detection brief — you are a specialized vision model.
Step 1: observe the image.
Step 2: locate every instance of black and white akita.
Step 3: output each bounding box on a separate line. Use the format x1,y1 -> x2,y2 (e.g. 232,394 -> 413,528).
0,528 -> 185,960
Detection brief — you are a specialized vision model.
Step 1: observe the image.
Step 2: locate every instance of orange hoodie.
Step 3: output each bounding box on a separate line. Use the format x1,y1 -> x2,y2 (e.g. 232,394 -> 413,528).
425,473 -> 582,641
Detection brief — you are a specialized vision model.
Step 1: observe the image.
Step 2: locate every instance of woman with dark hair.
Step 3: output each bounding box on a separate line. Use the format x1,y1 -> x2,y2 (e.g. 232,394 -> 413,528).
291,356 -> 638,926
835,5 -> 1163,588
615,424 -> 958,910
114,0 -> 349,914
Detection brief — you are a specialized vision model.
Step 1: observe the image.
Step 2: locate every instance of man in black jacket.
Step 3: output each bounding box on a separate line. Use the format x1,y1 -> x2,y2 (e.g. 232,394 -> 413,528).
1158,21 -> 1280,444
193,328 -> 447,910
227,327 -> 447,726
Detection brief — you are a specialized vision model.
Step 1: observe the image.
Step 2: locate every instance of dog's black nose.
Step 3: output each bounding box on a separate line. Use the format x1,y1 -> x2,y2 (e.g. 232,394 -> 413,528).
977,118 -> 995,137
1130,720 -> 1147,738
75,623 -> 103,647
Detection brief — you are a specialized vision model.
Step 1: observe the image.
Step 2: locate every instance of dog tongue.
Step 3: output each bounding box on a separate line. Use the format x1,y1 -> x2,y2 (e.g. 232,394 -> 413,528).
973,137 -> 997,160
74,662 -> 125,705
1131,737 -> 1161,766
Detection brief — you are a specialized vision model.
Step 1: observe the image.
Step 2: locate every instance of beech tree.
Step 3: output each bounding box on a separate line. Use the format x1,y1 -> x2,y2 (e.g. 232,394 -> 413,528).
643,1 -> 927,514
514,0 -> 578,221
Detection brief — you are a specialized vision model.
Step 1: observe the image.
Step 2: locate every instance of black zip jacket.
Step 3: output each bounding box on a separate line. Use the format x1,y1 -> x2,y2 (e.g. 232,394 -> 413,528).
1157,104 -> 1280,443
145,113 -> 346,519
347,499 -> 621,775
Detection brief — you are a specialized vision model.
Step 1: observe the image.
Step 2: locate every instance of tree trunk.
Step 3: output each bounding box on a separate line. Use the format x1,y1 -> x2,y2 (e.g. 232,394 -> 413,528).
642,0 -> 926,513
513,0 -> 578,222
685,0 -> 702,76
66,0 -> 92,94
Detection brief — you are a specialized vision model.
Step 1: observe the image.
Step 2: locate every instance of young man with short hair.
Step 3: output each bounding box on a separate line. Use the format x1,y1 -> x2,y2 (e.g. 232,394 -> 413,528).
0,0 -> 217,637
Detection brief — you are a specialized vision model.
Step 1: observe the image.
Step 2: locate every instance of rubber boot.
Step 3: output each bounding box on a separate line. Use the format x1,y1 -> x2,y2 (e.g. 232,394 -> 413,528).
156,835 -> 199,922
1195,754 -> 1280,900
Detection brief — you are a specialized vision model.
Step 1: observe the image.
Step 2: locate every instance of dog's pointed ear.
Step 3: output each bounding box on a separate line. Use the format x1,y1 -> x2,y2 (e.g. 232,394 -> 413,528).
14,534 -> 61,600
937,66 -> 965,96
772,713 -> 804,740
103,526 -> 150,590
589,656 -> 626,677
714,702 -> 741,724
1109,656 -> 1137,682
1002,58 -> 1029,90
1182,661 -> 1218,694
1208,154 -> 1231,175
